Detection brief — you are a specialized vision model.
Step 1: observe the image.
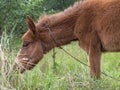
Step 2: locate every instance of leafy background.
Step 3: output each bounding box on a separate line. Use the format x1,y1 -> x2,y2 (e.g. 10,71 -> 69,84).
0,0 -> 77,36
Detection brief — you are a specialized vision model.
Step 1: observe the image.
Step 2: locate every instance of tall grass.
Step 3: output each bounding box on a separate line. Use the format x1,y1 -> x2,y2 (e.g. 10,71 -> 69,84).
0,27 -> 120,90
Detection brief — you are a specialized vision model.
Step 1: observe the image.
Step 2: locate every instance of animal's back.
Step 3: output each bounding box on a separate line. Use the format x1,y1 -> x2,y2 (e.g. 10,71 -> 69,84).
75,0 -> 120,52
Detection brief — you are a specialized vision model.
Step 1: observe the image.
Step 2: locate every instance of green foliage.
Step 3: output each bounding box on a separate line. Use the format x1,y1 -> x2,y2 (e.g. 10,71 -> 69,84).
0,0 -> 77,36
43,0 -> 77,11
0,0 -> 44,35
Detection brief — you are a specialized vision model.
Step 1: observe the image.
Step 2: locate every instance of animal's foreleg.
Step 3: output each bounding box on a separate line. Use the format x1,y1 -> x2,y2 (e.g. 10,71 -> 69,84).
88,42 -> 102,79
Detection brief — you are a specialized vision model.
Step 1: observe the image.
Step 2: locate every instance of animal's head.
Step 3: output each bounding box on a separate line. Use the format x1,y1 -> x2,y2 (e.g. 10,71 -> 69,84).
16,16 -> 44,73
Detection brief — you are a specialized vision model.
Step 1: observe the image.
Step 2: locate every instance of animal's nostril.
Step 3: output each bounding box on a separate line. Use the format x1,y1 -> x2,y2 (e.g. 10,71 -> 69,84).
15,58 -> 26,73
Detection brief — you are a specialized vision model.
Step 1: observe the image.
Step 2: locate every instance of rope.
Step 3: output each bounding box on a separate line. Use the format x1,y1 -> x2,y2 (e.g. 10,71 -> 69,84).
61,47 -> 120,82
47,27 -> 120,82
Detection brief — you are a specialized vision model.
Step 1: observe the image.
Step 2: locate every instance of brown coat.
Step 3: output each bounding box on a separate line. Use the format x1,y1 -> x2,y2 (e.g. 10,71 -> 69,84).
17,0 -> 120,78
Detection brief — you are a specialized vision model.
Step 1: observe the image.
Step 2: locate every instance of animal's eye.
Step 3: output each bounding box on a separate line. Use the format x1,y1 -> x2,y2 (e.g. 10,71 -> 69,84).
22,41 -> 30,47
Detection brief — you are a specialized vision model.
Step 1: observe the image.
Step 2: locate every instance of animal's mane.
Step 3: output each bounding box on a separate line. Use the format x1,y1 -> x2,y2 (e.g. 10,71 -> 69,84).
37,1 -> 83,28
63,1 -> 83,15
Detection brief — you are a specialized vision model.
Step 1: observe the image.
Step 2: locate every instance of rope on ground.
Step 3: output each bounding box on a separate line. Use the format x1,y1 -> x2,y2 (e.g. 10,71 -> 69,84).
60,47 -> 120,82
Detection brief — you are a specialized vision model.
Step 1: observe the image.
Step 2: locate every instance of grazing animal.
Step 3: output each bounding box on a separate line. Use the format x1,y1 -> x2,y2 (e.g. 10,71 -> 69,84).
16,0 -> 120,78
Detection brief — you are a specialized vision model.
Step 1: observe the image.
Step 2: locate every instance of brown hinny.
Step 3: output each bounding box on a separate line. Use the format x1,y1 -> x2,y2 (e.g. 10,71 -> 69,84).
16,0 -> 120,78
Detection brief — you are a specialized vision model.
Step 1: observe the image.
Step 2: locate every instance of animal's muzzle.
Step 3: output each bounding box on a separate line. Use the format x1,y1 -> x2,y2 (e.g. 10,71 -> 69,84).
15,57 -> 29,73
15,57 -> 37,73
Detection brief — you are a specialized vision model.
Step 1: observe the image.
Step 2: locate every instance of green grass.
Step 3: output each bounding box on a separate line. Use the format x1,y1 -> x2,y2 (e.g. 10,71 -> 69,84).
0,35 -> 120,90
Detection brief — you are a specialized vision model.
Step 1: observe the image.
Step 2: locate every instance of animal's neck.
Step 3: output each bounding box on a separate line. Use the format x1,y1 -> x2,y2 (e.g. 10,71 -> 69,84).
40,9 -> 79,54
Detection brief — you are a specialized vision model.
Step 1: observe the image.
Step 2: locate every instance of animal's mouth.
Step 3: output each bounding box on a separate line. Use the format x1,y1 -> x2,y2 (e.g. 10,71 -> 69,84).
15,57 -> 36,73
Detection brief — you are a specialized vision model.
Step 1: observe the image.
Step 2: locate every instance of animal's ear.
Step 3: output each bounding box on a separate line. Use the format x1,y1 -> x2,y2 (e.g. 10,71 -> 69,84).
26,15 -> 36,34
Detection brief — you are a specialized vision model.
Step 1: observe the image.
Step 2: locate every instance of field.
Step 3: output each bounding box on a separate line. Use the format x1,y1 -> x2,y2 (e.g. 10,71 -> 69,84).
0,35 -> 120,90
